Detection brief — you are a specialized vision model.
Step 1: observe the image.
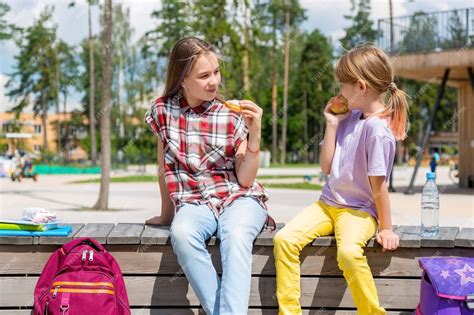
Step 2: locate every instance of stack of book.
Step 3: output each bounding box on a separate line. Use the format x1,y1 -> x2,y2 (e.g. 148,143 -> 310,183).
0,219 -> 72,236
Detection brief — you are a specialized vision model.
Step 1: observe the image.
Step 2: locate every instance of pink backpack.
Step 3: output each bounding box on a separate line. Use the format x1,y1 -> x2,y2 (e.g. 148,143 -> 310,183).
34,237 -> 130,314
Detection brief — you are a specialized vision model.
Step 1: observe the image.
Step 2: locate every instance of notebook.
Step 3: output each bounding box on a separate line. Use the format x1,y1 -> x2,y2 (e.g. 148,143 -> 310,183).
0,225 -> 72,236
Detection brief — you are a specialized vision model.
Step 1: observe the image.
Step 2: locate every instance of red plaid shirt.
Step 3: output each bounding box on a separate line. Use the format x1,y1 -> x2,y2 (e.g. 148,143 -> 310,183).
144,92 -> 269,217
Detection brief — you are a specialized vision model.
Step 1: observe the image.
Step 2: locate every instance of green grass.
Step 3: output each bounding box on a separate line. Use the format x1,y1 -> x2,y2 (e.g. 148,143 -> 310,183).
69,174 -> 321,184
69,175 -> 158,184
256,174 -> 318,179
269,163 -> 320,168
263,183 -> 323,190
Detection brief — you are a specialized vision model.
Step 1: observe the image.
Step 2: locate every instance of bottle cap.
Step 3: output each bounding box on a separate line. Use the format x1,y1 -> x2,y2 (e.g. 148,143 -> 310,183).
426,172 -> 436,180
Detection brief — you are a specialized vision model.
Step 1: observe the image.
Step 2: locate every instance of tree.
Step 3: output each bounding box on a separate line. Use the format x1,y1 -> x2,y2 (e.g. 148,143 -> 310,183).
0,2 -> 19,41
6,7 -> 58,151
340,0 -> 378,50
231,0 -> 252,94
445,9 -> 469,49
290,29 -> 334,163
267,0 -> 305,164
93,0 -> 113,210
70,0 -> 99,164
400,11 -> 437,53
88,1 -> 99,165
147,0 -> 192,58
53,40 -> 79,156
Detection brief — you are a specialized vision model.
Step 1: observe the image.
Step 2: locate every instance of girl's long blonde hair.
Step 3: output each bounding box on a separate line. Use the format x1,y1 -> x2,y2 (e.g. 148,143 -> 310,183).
334,45 -> 409,140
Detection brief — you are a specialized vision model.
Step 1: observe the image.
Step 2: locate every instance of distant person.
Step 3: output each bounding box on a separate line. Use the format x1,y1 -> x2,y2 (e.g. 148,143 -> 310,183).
430,149 -> 440,173
273,46 -> 408,315
144,37 -> 274,314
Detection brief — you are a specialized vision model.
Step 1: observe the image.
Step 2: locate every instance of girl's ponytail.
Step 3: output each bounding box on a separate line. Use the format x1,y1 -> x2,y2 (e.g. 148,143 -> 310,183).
384,82 -> 409,141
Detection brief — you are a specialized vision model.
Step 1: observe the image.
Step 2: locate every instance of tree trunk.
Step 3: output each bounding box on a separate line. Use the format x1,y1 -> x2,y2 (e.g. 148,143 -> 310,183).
303,90 -> 308,163
389,0 -> 394,51
63,91 -> 69,161
89,3 -> 98,166
93,0 -> 112,210
241,0 -> 250,94
279,7 -> 290,164
41,90 -> 49,151
271,13 -> 278,164
55,57 -> 61,158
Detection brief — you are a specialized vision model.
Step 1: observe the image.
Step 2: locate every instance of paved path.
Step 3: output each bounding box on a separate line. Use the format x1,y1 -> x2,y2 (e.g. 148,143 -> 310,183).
0,165 -> 472,228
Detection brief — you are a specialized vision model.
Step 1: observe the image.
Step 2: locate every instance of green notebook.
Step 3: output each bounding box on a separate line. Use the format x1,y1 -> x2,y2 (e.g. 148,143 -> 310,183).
0,220 -> 60,232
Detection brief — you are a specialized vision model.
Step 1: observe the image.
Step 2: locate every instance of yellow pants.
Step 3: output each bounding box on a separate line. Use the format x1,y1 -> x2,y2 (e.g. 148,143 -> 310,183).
273,201 -> 386,315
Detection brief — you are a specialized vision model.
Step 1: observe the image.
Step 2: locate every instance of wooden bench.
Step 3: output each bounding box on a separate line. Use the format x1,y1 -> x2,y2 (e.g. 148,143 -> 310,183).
0,223 -> 472,314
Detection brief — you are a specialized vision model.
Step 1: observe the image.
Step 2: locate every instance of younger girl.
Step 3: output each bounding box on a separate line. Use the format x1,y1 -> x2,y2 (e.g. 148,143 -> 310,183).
144,37 -> 272,315
273,45 -> 408,315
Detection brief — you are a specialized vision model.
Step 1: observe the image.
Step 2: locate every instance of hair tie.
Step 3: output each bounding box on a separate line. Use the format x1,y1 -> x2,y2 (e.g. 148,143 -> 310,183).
388,82 -> 397,92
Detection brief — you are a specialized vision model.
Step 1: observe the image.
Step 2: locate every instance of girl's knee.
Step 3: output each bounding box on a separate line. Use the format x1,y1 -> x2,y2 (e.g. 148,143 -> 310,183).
220,225 -> 259,249
336,244 -> 364,271
273,229 -> 297,252
170,223 -> 201,252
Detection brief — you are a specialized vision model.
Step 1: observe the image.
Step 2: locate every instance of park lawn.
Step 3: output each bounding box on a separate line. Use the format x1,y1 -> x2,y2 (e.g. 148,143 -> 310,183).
69,175 -> 323,190
262,183 -> 323,190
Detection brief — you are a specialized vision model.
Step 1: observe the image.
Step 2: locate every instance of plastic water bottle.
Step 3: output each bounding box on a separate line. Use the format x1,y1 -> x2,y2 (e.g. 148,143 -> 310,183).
421,172 -> 439,236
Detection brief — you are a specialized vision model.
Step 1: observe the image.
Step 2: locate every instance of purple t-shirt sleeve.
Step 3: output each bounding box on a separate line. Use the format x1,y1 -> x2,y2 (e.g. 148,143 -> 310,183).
366,135 -> 395,178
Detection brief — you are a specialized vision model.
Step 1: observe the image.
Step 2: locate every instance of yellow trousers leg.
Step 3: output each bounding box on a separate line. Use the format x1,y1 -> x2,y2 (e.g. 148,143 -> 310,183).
273,202 -> 334,315
274,201 -> 386,315
330,204 -> 386,315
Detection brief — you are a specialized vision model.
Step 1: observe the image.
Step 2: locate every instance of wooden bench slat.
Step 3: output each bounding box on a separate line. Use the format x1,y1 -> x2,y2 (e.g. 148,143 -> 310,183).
1,244 -> 471,276
420,226 -> 459,247
394,226 -> 421,248
0,236 -> 34,245
38,223 -> 85,245
0,309 -> 414,314
455,228 -> 474,247
107,223 -> 145,244
73,223 -> 115,244
141,225 -> 171,245
254,223 -> 285,246
0,276 -> 420,309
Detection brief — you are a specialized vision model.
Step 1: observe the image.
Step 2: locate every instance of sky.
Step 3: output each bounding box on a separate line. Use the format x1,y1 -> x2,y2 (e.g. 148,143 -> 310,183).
1,0 -> 472,112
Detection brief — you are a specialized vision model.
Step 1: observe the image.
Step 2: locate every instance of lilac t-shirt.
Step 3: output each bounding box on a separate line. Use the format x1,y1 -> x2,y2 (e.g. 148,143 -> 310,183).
319,110 -> 396,219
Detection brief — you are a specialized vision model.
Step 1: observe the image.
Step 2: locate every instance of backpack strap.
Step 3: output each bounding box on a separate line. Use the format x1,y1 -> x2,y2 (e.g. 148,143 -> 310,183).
62,237 -> 104,254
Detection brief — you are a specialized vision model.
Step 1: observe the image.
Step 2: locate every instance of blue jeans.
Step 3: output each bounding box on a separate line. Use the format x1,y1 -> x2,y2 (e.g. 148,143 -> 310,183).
170,197 -> 267,315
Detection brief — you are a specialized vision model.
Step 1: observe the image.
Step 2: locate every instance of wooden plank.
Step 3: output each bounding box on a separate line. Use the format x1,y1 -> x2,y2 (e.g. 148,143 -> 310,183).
73,223 -> 115,244
394,226 -> 421,248
420,226 -> 459,247
141,225 -> 171,245
38,223 -> 84,245
0,276 -> 420,309
254,223 -> 285,246
0,310 -> 413,315
107,223 -> 144,244
0,244 -> 470,276
455,228 -> 474,247
130,310 -> 413,315
0,236 -> 34,246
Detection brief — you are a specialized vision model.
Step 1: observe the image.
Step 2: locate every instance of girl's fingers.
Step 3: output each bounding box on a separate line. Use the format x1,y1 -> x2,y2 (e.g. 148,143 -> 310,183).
240,102 -> 262,113
376,233 -> 382,244
383,238 -> 388,251
241,110 -> 260,119
388,239 -> 394,251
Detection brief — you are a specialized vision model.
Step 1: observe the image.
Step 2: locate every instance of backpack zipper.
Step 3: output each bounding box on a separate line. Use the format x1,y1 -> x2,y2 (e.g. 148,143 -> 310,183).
52,285 -> 60,298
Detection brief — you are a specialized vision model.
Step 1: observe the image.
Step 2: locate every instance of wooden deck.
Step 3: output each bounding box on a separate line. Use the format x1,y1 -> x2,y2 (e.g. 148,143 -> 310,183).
0,223 -> 472,314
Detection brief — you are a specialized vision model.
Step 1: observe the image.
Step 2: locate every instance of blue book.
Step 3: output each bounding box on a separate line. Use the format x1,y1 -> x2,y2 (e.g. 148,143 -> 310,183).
0,226 -> 72,236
